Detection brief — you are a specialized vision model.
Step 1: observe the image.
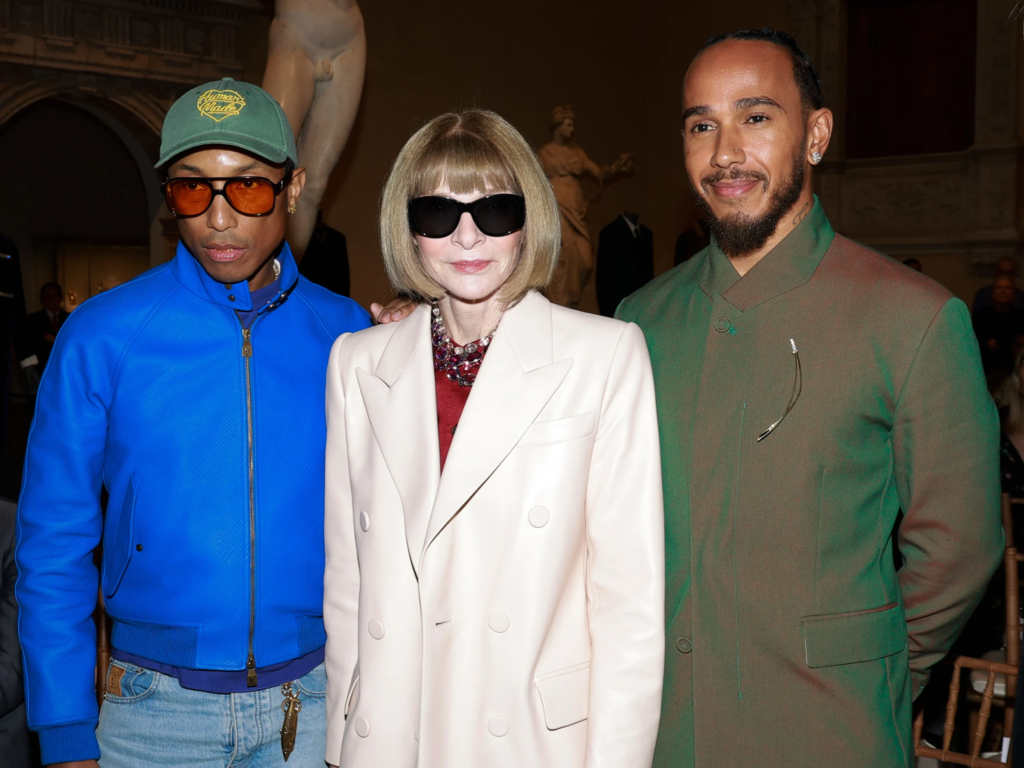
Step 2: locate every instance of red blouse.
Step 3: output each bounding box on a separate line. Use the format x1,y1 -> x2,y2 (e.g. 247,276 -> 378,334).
435,368 -> 472,470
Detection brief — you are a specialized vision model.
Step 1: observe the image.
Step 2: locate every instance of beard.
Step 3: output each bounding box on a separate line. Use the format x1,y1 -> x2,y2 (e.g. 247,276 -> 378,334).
691,149 -> 806,258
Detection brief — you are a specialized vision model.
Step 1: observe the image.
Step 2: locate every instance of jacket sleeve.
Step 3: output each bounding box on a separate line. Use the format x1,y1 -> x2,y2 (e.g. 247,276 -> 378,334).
893,297 -> 1003,698
15,317 -> 108,764
324,334 -> 361,766
584,322 -> 665,767
0,501 -> 23,719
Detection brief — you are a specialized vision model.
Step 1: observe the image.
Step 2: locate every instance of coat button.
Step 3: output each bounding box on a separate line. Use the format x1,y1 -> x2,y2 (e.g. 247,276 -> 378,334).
676,637 -> 692,653
368,620 -> 385,639
359,511 -> 371,532
228,295 -> 236,302
355,716 -> 371,737
488,716 -> 509,737
488,612 -> 510,633
528,506 -> 549,528
714,317 -> 730,332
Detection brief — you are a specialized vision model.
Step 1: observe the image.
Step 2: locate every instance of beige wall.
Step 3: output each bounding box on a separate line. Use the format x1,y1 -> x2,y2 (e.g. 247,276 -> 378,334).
310,1 -> 793,309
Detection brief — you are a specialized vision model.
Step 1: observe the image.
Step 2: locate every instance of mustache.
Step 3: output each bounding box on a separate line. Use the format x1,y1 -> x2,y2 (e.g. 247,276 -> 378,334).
700,168 -> 769,194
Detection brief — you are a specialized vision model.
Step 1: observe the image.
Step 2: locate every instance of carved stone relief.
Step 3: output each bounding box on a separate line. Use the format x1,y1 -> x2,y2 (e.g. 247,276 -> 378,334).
0,0 -> 255,86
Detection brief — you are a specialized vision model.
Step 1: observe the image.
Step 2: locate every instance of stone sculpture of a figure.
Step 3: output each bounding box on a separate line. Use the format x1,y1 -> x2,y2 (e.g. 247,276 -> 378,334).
262,0 -> 366,260
538,105 -> 634,306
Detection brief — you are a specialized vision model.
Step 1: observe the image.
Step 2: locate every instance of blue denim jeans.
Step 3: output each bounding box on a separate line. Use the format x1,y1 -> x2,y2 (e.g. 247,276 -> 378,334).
97,659 -> 327,767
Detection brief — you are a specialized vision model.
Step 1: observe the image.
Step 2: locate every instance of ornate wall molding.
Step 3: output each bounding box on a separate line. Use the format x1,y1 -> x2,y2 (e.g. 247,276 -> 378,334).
0,0 -> 264,85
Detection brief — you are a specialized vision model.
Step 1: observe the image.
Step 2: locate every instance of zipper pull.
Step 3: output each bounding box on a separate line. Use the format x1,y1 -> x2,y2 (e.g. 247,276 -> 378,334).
242,328 -> 252,358
247,651 -> 258,687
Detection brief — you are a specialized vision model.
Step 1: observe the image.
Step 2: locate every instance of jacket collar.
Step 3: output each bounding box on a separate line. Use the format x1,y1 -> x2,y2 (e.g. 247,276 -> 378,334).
698,195 -> 835,311
169,240 -> 299,312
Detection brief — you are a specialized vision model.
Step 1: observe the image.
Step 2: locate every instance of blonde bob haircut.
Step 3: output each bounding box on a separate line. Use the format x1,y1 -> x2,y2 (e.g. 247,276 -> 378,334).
380,109 -> 561,305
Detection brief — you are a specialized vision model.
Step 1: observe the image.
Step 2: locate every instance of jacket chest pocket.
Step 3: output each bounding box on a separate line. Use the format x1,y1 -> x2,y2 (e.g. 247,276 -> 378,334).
535,662 -> 590,730
103,475 -> 138,599
518,411 -> 596,449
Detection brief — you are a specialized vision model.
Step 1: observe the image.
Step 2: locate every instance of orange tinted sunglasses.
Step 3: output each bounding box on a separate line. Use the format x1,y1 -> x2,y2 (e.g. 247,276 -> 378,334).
162,174 -> 292,218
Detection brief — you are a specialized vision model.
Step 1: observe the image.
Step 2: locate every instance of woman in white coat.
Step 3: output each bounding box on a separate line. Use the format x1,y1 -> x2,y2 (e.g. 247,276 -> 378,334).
324,109 -> 664,768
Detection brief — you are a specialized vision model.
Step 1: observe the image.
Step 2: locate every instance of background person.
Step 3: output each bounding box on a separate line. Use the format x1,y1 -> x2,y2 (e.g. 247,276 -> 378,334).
323,109 -> 664,768
975,256 -> 1024,313
19,283 -> 69,394
973,274 -> 1024,387
16,78 -> 370,768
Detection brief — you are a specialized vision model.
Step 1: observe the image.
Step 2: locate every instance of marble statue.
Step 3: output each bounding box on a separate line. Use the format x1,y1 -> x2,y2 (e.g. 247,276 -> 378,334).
262,0 -> 366,260
538,105 -> 634,306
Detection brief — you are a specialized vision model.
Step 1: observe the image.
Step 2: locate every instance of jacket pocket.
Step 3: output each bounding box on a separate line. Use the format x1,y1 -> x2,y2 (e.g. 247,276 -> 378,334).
103,475 -> 138,599
519,411 -> 597,448
535,662 -> 590,730
801,602 -> 906,668
344,669 -> 360,719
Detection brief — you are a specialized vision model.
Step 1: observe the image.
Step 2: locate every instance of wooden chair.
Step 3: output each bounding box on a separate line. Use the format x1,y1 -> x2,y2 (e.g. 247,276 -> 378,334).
912,495 -> 1024,764
914,656 -> 1019,767
95,586 -> 111,703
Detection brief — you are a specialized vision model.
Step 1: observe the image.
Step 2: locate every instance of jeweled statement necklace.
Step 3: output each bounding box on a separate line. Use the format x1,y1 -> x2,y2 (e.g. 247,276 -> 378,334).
431,300 -> 494,387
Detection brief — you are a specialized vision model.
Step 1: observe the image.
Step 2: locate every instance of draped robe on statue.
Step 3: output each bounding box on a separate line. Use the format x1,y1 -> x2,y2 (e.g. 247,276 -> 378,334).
538,143 -> 593,306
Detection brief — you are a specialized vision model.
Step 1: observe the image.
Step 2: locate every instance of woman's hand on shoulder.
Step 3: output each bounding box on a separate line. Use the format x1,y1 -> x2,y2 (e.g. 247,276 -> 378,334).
370,296 -> 418,325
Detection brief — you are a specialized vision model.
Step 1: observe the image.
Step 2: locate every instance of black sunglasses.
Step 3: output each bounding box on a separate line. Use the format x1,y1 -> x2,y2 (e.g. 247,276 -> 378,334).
162,173 -> 292,218
408,194 -> 526,238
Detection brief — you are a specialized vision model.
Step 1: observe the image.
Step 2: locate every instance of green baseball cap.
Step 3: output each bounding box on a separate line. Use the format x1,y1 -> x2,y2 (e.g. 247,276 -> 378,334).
155,77 -> 298,169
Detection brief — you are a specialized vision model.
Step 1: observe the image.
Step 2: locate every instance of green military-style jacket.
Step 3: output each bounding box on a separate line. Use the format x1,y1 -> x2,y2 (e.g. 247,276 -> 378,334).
617,199 -> 1002,768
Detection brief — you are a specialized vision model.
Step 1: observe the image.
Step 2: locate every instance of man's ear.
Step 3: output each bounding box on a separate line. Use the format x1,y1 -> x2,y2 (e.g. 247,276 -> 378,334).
287,167 -> 307,208
807,107 -> 834,163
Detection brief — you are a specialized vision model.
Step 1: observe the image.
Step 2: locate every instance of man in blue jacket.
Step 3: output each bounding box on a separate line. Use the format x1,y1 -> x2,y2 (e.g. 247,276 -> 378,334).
15,78 -> 371,767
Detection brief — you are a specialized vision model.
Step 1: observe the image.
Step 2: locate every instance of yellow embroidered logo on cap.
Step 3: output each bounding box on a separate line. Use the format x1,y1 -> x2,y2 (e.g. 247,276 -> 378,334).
196,89 -> 246,122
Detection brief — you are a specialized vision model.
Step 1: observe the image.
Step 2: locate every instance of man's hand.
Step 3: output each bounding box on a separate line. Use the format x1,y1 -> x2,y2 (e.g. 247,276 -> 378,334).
370,296 -> 418,325
49,761 -> 100,768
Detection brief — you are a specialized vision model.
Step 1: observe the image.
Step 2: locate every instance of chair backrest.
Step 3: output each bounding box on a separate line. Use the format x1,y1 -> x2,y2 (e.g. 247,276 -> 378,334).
1004,493 -> 1015,550
914,655 -> 1019,767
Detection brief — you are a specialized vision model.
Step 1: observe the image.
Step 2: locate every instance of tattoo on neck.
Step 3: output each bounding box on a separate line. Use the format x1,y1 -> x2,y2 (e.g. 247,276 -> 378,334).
792,202 -> 811,226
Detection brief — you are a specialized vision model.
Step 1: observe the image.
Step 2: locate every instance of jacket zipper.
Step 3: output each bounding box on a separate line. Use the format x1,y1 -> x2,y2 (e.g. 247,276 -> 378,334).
242,324 -> 258,687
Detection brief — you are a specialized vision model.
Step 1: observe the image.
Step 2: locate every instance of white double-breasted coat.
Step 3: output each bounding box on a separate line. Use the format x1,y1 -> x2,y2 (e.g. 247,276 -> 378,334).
324,290 -> 665,768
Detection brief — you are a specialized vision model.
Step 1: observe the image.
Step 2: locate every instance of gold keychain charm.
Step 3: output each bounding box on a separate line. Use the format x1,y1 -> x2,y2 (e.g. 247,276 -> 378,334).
280,682 -> 303,761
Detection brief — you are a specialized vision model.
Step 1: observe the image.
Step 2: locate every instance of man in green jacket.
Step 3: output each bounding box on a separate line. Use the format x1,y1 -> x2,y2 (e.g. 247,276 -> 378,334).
616,28 -> 1002,768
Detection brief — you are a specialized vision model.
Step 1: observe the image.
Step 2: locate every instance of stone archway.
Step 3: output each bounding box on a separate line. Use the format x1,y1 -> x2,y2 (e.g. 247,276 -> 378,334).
0,73 -> 167,135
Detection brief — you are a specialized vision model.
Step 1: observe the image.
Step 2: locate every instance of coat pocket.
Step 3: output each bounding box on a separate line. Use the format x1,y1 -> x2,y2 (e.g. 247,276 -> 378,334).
535,662 -> 590,730
103,475 -> 138,599
344,669 -> 360,719
519,411 -> 597,448
801,602 -> 906,668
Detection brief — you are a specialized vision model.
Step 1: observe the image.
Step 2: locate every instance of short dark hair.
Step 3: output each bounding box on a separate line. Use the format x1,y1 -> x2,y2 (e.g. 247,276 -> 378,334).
39,282 -> 61,300
700,28 -> 824,114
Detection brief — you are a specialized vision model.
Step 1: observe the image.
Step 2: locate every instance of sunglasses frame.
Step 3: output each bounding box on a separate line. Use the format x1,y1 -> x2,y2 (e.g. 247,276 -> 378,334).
161,173 -> 293,218
408,194 -> 526,238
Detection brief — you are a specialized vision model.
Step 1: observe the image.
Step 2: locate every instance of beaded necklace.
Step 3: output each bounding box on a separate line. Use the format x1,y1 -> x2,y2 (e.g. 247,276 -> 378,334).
430,300 -> 494,387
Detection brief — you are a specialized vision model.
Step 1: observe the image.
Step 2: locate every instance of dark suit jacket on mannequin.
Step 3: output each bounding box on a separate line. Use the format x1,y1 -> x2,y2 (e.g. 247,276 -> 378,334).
596,213 -> 654,317
0,499 -> 35,767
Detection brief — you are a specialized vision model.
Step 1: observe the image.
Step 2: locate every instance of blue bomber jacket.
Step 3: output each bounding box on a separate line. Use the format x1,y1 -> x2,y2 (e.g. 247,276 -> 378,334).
15,242 -> 370,763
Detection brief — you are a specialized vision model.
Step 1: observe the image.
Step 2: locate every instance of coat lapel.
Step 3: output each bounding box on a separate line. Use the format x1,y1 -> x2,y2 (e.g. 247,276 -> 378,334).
420,292 -> 572,566
356,304 -> 440,571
